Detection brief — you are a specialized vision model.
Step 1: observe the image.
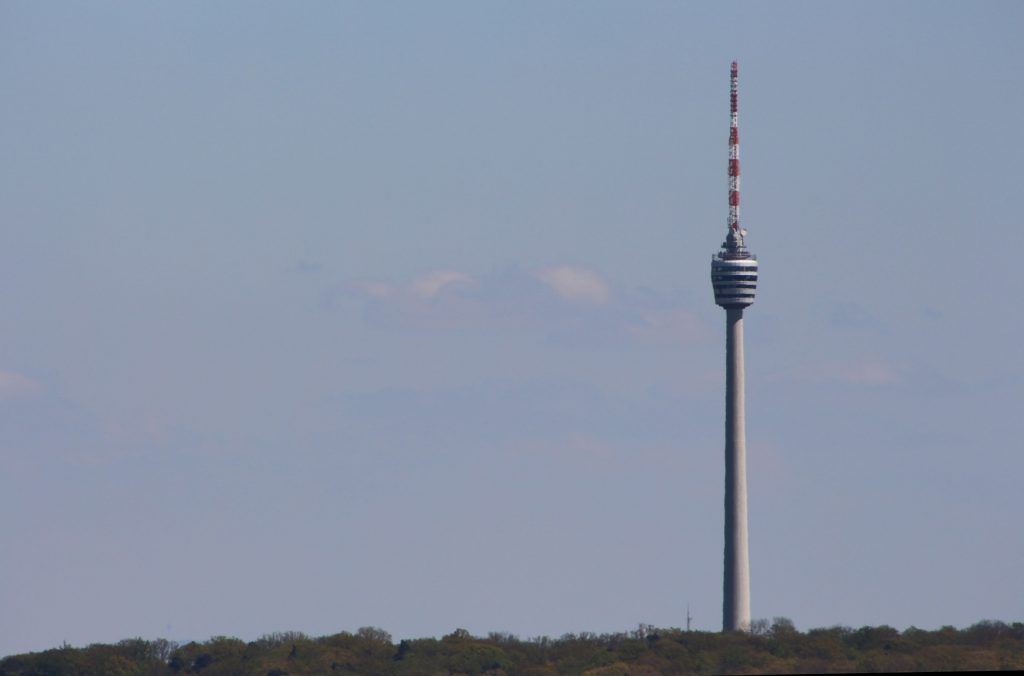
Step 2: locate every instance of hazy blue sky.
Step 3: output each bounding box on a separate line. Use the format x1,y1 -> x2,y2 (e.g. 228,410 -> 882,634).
2,0 -> 1022,657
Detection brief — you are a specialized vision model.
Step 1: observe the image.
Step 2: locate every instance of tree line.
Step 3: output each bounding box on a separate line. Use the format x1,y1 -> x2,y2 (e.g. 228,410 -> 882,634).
2,619 -> 1023,674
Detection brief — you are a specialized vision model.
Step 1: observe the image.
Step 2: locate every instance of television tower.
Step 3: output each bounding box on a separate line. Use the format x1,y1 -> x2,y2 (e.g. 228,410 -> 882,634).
711,61 -> 757,632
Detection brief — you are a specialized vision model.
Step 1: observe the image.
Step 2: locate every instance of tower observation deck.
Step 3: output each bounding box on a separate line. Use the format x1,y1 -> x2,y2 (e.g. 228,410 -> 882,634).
712,61 -> 757,633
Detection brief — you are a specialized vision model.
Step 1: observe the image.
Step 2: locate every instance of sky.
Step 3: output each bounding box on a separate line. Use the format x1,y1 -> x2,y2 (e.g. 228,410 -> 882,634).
1,0 -> 1023,657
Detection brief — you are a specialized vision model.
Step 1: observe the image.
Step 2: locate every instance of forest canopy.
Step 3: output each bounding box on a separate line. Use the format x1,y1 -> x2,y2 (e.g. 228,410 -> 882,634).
2,620 -> 1023,675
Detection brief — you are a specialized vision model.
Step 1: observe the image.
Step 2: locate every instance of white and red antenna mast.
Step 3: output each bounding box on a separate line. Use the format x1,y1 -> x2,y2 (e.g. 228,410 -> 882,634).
728,61 -> 741,234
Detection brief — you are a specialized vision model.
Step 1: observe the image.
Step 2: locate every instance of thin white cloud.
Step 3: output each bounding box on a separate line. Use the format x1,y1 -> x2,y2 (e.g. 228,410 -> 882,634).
535,266 -> 610,304
782,358 -> 903,386
411,270 -> 473,298
355,280 -> 394,298
627,308 -> 708,344
339,266 -> 711,346
829,359 -> 902,385
0,371 -> 42,398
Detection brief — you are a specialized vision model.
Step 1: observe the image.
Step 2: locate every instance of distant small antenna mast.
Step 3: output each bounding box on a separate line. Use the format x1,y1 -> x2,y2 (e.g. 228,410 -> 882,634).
728,61 -> 741,235
686,604 -> 693,632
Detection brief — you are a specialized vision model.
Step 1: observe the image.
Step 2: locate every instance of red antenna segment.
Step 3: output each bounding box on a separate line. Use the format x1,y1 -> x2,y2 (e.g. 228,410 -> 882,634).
728,61 -> 740,232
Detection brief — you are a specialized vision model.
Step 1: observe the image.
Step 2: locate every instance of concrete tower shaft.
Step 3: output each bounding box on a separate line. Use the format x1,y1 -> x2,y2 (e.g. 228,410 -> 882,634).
722,308 -> 750,631
712,61 -> 756,633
